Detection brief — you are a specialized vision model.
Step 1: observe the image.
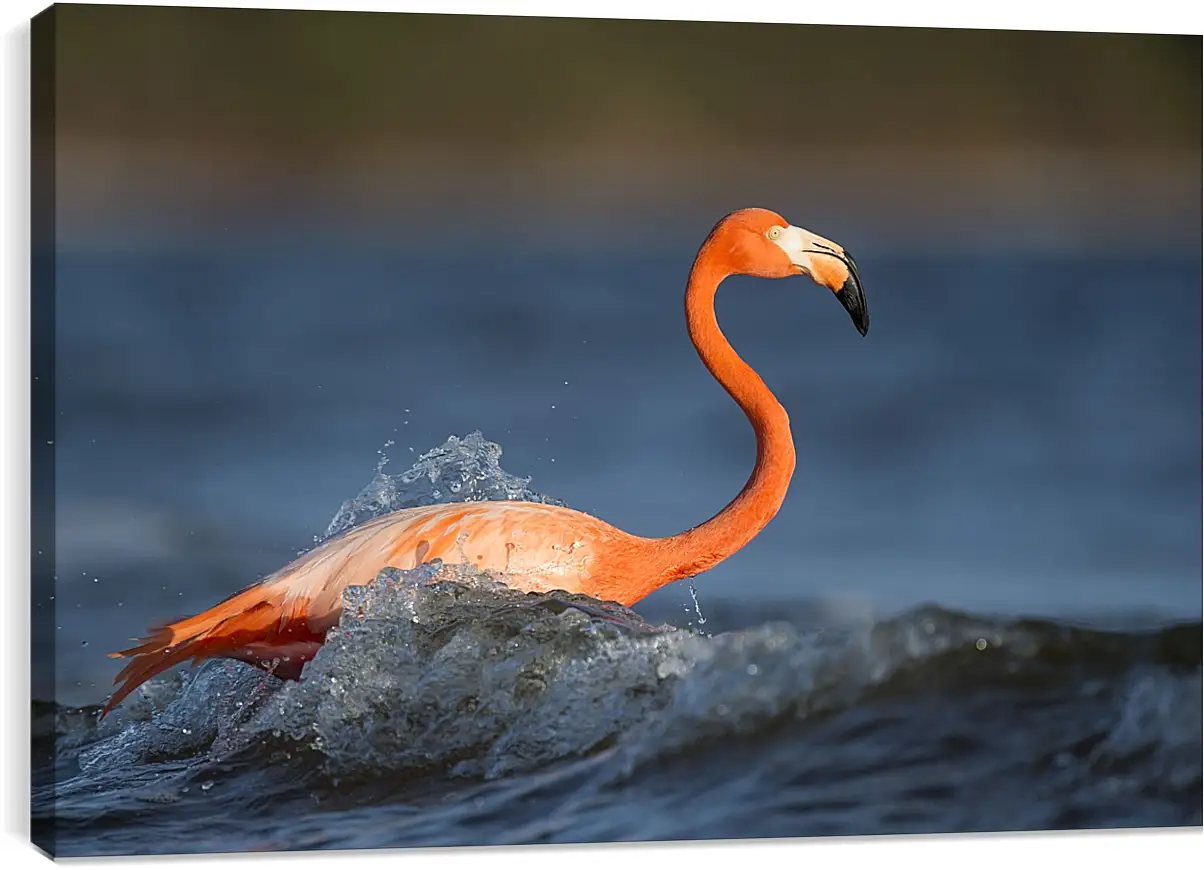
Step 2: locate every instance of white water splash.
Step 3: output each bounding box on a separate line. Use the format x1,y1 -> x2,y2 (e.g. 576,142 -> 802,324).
324,431 -> 563,540
687,580 -> 709,635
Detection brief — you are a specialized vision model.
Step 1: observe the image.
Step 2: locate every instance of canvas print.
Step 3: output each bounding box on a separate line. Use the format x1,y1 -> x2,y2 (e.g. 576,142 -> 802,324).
30,3 -> 1202,857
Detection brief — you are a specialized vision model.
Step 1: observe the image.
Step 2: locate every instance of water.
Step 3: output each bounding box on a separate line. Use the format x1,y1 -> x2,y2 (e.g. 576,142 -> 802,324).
35,434 -> 1203,854
36,232 -> 1202,854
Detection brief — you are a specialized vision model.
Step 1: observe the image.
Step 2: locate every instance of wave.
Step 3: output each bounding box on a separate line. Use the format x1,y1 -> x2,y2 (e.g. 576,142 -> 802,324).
36,433 -> 1202,846
47,561 -> 1201,786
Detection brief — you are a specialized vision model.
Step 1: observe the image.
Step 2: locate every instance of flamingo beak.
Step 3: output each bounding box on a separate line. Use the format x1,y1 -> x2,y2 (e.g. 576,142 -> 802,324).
834,251 -> 868,336
775,225 -> 869,336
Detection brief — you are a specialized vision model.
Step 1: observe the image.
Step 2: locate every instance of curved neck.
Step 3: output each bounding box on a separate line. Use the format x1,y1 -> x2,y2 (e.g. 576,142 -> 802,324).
641,241 -> 796,592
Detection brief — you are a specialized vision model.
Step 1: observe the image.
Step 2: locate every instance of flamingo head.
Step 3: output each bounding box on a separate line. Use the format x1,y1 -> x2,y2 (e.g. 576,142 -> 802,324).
709,207 -> 869,336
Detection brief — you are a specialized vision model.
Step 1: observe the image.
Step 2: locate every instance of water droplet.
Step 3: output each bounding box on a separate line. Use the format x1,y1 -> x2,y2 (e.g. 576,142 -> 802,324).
746,664 -> 759,676
80,641 -> 89,647
975,638 -> 987,650
200,781 -> 213,792
688,581 -> 708,628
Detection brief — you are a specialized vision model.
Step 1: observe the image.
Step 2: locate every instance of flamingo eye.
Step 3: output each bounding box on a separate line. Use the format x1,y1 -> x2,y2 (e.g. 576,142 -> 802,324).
767,226 -> 784,241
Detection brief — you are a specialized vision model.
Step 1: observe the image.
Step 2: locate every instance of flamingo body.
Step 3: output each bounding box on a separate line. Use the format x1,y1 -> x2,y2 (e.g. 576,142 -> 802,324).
102,208 -> 868,718
105,501 -> 647,715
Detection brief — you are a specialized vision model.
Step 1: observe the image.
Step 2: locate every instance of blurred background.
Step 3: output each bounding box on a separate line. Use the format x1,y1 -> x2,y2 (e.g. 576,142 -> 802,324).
40,6 -> 1201,705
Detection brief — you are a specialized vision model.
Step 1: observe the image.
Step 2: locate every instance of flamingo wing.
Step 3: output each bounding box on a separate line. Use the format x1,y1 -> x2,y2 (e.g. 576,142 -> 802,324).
101,501 -> 607,717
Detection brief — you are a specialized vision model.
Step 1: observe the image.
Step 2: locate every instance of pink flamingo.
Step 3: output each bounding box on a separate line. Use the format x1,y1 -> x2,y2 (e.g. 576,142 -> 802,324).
102,208 -> 867,717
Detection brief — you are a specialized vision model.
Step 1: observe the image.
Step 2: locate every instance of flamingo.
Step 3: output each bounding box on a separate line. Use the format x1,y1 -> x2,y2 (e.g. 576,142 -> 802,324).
101,207 -> 868,718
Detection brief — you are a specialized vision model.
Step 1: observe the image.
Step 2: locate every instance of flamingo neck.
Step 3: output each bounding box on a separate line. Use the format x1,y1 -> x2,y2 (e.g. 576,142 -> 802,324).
640,244 -> 796,594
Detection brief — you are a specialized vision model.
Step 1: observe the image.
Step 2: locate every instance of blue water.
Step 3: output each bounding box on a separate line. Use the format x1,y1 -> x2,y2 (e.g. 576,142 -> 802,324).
35,228 -> 1202,854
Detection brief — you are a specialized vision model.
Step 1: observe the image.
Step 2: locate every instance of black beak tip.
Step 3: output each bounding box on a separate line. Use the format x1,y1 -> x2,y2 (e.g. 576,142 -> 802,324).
837,276 -> 869,337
